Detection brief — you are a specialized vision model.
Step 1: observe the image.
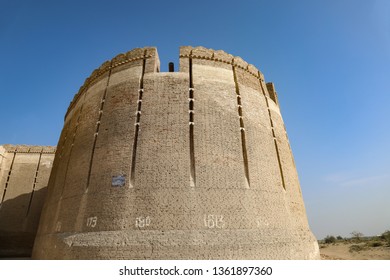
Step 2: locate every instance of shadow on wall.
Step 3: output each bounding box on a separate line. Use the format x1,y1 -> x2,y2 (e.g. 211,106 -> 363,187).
0,187 -> 47,258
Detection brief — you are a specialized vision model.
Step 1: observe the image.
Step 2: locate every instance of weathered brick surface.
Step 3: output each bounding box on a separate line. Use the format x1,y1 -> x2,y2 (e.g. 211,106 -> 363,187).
32,46 -> 319,259
0,145 -> 55,257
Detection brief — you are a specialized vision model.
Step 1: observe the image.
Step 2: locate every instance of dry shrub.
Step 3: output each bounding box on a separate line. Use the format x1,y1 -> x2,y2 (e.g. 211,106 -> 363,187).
349,244 -> 365,253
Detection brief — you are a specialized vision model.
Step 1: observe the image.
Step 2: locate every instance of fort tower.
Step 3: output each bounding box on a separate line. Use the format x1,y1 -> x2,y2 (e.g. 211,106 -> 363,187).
32,46 -> 319,259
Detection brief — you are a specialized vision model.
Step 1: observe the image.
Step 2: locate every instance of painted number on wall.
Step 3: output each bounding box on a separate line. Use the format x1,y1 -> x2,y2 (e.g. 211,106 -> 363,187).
55,221 -> 62,232
135,216 -> 151,228
204,214 -> 225,229
86,216 -> 98,228
256,218 -> 269,228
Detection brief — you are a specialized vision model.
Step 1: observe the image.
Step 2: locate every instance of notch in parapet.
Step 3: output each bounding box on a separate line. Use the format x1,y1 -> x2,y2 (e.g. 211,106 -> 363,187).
168,62 -> 174,72
266,82 -> 279,105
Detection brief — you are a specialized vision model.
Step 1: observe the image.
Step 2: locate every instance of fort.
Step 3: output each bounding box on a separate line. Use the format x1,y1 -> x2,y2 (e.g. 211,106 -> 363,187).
1,46 -> 319,259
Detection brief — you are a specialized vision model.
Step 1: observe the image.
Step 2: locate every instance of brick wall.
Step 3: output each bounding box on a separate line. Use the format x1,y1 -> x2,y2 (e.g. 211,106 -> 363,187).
0,145 -> 55,257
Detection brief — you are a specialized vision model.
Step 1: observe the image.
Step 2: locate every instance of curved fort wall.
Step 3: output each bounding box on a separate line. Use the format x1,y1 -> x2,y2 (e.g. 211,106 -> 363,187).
33,46 -> 319,259
0,145 -> 55,257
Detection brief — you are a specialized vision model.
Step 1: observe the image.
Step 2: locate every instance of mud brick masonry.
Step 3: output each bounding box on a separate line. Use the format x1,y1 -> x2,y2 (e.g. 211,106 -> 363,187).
0,145 -> 55,257
1,46 -> 319,259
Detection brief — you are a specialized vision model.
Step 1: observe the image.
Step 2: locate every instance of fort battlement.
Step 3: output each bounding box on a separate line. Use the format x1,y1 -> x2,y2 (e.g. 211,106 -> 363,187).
66,47 -> 159,119
66,46 -> 281,121
180,46 -> 263,79
179,46 -> 280,105
1,145 -> 56,154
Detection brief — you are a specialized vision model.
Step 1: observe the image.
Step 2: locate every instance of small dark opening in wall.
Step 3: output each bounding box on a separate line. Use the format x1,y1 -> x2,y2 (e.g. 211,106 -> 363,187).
169,62 -> 174,72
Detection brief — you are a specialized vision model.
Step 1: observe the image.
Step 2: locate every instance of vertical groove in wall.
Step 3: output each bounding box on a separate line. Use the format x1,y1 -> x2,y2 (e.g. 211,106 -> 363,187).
60,97 -> 86,197
232,64 -> 250,188
0,150 -> 17,209
259,81 -> 286,190
86,65 -> 113,191
188,53 -> 196,187
26,149 -> 43,217
129,50 -> 147,188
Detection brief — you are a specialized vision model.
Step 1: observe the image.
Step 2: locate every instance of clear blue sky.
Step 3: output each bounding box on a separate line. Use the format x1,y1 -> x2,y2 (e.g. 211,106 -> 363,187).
1,0 -> 389,239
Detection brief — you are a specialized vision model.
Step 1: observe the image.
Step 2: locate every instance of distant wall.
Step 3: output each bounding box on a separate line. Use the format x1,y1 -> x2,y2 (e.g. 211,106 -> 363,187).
0,145 -> 55,257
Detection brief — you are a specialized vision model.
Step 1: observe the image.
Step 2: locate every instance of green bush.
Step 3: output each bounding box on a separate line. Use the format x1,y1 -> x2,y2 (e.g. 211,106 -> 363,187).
336,235 -> 343,240
324,235 -> 336,244
368,241 -> 382,247
381,230 -> 390,246
349,244 -> 365,253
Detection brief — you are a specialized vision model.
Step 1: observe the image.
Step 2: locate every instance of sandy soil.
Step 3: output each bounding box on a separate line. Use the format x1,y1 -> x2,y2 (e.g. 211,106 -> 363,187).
320,242 -> 390,260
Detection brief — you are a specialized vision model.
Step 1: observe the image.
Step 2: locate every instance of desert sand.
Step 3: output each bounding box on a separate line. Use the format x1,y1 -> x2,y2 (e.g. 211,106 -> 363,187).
320,242 -> 390,260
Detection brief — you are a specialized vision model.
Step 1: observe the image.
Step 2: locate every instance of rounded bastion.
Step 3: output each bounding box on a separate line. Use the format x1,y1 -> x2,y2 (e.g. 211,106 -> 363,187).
32,46 -> 319,259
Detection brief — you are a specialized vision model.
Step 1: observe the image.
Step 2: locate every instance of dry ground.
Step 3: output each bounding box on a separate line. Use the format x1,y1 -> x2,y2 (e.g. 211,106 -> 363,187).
320,242 -> 390,260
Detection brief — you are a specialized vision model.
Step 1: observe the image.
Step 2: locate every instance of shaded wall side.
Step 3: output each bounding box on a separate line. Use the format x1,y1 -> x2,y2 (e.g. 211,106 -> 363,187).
0,147 -> 54,257
24,154 -> 53,232
1,152 -> 40,230
52,74 -> 110,234
39,103 -> 86,235
0,146 -> 12,205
